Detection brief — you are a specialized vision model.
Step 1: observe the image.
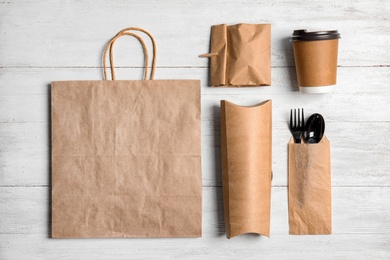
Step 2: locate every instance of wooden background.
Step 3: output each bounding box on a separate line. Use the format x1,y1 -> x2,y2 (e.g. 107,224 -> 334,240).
1,0 -> 389,259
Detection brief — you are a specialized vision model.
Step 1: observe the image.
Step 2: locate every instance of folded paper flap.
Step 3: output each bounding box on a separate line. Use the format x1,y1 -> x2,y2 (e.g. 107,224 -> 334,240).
229,223 -> 270,238
288,135 -> 332,235
210,24 -> 228,86
52,79 -> 201,85
221,100 -> 272,238
222,99 -> 271,109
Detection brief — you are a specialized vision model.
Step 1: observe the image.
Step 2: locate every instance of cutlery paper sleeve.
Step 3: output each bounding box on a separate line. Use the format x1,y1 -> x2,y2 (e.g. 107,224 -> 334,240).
288,136 -> 332,235
202,23 -> 271,87
220,100 -> 272,238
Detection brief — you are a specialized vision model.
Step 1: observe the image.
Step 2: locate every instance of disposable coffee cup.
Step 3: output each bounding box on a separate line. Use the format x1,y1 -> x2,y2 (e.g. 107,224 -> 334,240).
291,30 -> 340,93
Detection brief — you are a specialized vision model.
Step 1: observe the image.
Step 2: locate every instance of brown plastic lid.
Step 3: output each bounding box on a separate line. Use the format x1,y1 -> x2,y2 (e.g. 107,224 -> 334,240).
291,29 -> 340,41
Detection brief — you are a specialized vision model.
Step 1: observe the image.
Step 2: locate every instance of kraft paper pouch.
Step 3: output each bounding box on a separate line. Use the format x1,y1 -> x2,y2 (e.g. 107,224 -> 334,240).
288,136 -> 332,235
220,100 -> 272,238
201,24 -> 271,87
51,28 -> 202,238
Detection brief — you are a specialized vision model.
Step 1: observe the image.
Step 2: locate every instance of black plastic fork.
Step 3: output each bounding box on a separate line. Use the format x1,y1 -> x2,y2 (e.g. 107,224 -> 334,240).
290,108 -> 305,143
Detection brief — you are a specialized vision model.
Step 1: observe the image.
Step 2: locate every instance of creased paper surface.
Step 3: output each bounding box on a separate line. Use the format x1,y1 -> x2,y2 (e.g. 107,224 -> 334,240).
288,136 -> 332,235
220,100 -> 272,238
210,24 -> 271,87
51,80 -> 201,238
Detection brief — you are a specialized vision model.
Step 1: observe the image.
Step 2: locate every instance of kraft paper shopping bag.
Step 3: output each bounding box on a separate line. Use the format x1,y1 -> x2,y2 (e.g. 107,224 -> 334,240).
51,27 -> 202,238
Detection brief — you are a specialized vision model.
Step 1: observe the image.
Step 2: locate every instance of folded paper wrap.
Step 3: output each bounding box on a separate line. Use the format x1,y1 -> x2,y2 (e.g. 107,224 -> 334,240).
220,100 -> 272,238
288,136 -> 332,235
201,23 -> 271,87
51,27 -> 202,238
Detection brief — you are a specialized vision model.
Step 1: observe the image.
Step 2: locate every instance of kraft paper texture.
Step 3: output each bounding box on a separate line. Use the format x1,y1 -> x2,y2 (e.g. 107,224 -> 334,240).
220,100 -> 272,238
293,39 -> 339,87
51,27 -> 202,238
51,80 -> 201,238
288,136 -> 332,235
205,23 -> 271,87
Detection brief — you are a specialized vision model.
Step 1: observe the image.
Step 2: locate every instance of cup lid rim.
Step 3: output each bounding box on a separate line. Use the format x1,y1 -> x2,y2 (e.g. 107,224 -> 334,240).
291,29 -> 340,41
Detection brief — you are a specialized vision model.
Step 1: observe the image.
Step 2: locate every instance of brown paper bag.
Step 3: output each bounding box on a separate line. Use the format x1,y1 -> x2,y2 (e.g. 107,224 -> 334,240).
288,136 -> 332,235
220,100 -> 272,238
201,23 -> 271,87
51,27 -> 202,238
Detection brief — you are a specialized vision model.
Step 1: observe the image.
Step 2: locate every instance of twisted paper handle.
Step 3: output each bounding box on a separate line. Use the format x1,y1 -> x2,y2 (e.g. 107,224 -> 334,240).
103,27 -> 157,80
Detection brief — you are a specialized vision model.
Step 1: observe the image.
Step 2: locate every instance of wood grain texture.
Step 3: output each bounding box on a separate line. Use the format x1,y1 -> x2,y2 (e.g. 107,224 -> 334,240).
0,187 -> 389,259
0,0 -> 389,259
2,186 -> 390,235
0,0 -> 389,67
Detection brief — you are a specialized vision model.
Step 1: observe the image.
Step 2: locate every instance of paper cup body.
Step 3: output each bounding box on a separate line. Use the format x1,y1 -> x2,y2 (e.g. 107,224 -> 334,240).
292,30 -> 340,93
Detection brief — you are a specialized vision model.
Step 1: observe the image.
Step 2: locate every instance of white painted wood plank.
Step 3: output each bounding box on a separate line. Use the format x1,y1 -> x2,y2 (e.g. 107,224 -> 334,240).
0,122 -> 49,186
1,67 -> 390,124
0,0 -> 389,67
0,67 -> 389,186
1,186 -> 389,235
0,187 -> 389,259
1,0 -> 389,258
202,121 -> 390,187
1,66 -> 390,96
1,233 -> 389,260
1,121 -> 389,187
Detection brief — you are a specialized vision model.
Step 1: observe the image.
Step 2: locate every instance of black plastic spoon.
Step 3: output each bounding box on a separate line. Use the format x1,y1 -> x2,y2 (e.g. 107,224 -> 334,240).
304,113 -> 325,143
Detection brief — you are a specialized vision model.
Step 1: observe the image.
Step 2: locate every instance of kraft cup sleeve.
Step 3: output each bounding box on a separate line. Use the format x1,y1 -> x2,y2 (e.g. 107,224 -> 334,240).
209,24 -> 271,87
292,39 -> 339,87
220,100 -> 272,238
288,136 -> 332,235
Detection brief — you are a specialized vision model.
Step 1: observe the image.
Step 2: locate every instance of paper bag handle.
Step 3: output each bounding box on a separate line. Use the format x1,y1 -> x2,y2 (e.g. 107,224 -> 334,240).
103,27 -> 157,80
104,32 -> 149,80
